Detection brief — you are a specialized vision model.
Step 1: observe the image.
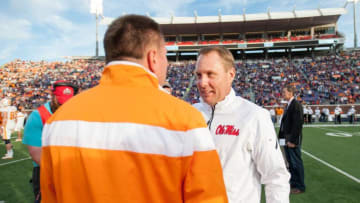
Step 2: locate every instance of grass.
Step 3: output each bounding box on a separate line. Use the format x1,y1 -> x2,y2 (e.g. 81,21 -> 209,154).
1,125 -> 360,203
0,135 -> 33,203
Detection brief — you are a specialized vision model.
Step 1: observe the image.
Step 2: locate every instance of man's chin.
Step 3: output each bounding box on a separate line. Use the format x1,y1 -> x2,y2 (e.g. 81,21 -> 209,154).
202,97 -> 215,106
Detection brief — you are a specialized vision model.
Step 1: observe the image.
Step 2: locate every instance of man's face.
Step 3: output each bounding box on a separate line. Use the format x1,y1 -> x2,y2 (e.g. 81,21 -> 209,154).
195,51 -> 235,107
50,94 -> 61,112
282,88 -> 293,101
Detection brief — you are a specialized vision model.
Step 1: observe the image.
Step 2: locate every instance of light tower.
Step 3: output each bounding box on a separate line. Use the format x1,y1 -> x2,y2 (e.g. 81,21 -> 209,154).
344,0 -> 358,48
90,0 -> 103,57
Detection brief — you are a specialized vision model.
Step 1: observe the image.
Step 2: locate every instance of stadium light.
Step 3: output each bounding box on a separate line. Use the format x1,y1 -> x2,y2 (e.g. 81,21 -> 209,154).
218,9 -> 222,22
317,7 -> 323,16
243,8 -> 246,21
170,12 -> 174,24
293,5 -> 297,18
345,0 -> 358,48
90,0 -> 103,57
194,10 -> 198,23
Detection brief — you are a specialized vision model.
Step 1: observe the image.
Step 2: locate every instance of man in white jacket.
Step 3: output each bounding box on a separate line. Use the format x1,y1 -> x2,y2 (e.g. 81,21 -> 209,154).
193,46 -> 290,203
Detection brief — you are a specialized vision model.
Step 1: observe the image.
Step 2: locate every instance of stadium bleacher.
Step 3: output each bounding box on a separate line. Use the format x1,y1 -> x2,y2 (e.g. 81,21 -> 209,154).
0,59 -> 104,110
163,34 -> 342,46
0,52 -> 359,111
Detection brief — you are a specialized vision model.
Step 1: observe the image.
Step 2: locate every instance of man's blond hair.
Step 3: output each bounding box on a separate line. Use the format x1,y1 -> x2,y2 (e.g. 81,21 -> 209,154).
198,46 -> 235,71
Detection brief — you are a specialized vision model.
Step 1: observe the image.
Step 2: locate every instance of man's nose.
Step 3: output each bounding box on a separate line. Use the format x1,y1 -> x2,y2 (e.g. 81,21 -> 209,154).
197,77 -> 208,88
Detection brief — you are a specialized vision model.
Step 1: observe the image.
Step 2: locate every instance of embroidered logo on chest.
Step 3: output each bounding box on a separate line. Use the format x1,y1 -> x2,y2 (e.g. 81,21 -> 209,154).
215,125 -> 239,136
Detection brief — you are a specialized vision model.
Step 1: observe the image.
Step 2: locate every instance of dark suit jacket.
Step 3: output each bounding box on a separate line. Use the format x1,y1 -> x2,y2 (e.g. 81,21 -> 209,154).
279,98 -> 304,145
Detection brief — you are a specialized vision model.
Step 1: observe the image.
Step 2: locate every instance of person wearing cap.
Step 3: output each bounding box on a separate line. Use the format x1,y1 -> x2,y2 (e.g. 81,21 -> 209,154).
162,81 -> 172,94
23,80 -> 77,203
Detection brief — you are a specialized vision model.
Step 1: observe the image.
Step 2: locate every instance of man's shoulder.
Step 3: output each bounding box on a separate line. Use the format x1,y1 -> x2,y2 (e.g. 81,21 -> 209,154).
192,102 -> 204,111
164,94 -> 202,116
290,99 -> 302,108
235,96 -> 269,116
26,109 -> 42,124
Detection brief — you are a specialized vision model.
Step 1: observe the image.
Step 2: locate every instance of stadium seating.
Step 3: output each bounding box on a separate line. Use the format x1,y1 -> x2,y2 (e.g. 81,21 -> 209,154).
165,34 -> 332,46
167,52 -> 360,106
1,52 -> 359,110
165,41 -> 175,46
176,41 -> 195,45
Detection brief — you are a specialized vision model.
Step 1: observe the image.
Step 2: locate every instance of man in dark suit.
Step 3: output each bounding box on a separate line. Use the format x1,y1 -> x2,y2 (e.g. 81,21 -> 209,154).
279,85 -> 305,194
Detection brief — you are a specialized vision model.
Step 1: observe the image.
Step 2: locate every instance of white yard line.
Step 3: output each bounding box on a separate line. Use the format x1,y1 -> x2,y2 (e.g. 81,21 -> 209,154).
315,127 -> 344,133
302,150 -> 360,184
315,126 -> 360,137
275,124 -> 360,128
0,157 -> 31,167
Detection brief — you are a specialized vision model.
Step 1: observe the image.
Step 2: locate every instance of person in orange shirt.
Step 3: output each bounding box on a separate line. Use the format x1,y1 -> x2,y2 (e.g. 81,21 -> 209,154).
276,106 -> 284,124
41,15 -> 228,203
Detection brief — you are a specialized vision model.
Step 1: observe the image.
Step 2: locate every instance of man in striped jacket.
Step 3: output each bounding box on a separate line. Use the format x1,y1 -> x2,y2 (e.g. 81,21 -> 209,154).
40,14 -> 228,203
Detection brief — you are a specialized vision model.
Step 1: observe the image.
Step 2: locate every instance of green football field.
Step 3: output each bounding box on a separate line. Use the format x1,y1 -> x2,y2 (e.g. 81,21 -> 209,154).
0,125 -> 359,203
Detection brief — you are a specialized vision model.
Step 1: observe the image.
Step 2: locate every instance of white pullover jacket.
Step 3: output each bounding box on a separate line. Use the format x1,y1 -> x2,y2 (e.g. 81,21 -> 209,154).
194,89 -> 290,203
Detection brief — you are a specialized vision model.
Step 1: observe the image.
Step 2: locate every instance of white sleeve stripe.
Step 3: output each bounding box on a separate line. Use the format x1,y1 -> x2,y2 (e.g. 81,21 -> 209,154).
42,120 -> 215,157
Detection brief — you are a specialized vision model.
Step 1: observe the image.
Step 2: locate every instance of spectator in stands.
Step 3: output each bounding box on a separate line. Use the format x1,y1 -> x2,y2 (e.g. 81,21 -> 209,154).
278,85 -> 305,194
40,15 -> 227,203
193,46 -> 290,203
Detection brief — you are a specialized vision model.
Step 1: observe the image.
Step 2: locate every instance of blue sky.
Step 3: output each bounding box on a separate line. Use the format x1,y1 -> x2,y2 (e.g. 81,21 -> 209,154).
0,0 -> 356,65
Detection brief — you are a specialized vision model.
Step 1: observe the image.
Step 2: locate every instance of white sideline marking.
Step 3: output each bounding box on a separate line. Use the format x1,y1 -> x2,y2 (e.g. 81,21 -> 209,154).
316,127 -> 360,137
316,126 -> 359,135
275,124 -> 360,128
0,157 -> 31,167
302,150 -> 360,184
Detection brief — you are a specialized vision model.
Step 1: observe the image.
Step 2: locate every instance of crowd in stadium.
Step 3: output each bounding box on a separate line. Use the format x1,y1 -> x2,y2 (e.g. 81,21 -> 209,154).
172,52 -> 360,106
0,59 -> 104,110
1,52 -> 360,110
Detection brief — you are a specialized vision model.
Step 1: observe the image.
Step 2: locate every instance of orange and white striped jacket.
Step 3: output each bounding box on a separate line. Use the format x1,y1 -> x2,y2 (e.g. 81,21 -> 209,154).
41,61 -> 228,203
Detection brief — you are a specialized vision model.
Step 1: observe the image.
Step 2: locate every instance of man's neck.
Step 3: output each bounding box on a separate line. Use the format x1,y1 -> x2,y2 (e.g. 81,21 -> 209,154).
288,96 -> 294,102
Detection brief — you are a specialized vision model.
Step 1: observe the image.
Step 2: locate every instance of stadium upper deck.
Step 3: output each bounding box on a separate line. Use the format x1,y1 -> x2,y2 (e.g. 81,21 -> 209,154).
103,7 -> 347,60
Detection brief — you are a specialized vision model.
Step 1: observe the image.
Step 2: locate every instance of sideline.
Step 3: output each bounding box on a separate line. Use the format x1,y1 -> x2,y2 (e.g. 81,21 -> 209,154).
0,157 -> 31,167
302,150 -> 360,184
275,124 -> 360,128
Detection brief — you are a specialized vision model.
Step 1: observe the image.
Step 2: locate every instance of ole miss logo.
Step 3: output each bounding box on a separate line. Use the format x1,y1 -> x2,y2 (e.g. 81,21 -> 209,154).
215,125 -> 239,136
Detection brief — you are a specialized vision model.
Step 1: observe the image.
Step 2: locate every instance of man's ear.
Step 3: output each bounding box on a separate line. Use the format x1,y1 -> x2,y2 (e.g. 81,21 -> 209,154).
229,67 -> 236,81
147,49 -> 157,73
